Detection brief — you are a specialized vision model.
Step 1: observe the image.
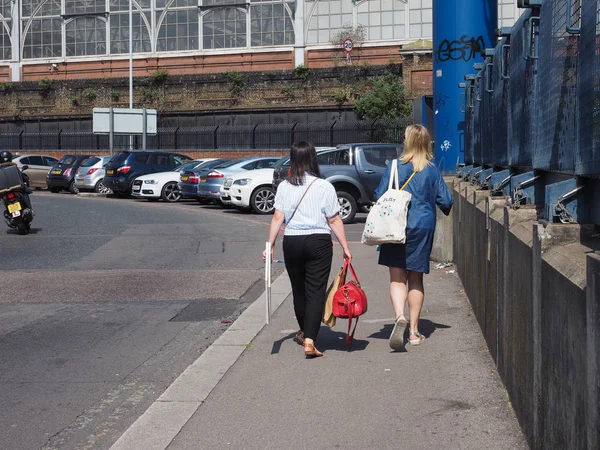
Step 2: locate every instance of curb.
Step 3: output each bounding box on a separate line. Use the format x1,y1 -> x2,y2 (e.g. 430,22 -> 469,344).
76,193 -> 108,198
109,271 -> 292,450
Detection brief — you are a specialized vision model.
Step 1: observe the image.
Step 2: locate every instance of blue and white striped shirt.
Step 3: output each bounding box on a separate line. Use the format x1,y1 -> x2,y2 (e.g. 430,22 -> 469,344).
274,175 -> 340,236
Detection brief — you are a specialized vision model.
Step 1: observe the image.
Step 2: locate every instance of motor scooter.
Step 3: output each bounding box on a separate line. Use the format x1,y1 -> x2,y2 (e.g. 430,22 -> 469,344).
1,165 -> 34,235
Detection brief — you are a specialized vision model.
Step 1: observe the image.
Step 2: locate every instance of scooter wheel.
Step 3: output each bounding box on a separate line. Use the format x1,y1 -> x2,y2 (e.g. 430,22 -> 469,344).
16,221 -> 29,235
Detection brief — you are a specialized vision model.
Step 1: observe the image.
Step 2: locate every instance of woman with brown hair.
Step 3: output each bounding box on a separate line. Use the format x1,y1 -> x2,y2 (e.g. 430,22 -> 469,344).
264,141 -> 351,358
373,125 -> 453,349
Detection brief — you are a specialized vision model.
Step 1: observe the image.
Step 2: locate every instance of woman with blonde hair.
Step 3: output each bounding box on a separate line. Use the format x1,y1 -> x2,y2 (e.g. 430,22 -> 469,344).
373,125 -> 453,349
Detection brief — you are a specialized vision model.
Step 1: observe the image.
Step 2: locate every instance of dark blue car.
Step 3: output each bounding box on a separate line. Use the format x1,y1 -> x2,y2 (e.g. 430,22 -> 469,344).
178,158 -> 231,203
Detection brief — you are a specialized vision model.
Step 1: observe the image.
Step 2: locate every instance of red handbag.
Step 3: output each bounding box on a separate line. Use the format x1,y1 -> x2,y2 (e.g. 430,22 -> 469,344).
332,261 -> 368,344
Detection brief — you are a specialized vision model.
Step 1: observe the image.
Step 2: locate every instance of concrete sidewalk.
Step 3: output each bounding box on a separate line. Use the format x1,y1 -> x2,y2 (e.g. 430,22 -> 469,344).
117,245 -> 528,450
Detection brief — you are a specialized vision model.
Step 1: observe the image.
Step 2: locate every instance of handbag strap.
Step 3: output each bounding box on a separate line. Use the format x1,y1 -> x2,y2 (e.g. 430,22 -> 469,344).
341,260 -> 361,287
342,286 -> 359,345
388,161 -> 416,191
287,178 -> 318,224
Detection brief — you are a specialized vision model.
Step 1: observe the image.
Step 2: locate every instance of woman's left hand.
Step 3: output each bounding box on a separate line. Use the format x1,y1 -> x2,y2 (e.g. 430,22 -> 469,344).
262,246 -> 274,263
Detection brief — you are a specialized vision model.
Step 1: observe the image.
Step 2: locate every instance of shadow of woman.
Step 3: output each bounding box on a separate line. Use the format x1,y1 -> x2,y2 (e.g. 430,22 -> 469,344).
368,319 -> 451,352
270,326 -> 369,355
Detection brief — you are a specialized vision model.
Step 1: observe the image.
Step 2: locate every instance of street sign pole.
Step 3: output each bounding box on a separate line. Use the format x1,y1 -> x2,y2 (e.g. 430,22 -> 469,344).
142,109 -> 147,151
265,242 -> 272,324
109,107 -> 114,158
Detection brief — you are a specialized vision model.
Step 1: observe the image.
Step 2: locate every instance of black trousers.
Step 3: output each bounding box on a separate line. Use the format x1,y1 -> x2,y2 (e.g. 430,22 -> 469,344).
283,234 -> 333,341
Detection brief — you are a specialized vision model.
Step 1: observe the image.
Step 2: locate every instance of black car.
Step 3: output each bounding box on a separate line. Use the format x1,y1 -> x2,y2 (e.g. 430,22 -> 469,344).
104,151 -> 193,197
47,154 -> 93,194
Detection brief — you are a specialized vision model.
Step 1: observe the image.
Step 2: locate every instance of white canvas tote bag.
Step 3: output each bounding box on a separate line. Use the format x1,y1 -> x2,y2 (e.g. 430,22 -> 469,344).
361,161 -> 416,246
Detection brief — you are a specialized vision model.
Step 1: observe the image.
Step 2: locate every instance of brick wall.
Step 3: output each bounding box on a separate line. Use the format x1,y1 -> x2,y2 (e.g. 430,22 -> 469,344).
401,53 -> 433,95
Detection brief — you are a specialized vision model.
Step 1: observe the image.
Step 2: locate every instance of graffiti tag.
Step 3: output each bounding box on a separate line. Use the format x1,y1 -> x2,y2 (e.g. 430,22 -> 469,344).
436,36 -> 486,63
440,140 -> 452,152
435,93 -> 450,110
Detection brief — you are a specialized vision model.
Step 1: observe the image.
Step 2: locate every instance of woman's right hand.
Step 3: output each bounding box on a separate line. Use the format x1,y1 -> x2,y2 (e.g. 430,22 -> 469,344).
343,246 -> 352,262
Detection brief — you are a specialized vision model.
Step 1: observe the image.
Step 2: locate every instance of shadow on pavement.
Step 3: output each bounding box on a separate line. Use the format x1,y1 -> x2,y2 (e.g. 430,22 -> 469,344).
270,326 -> 369,355
368,319 -> 451,352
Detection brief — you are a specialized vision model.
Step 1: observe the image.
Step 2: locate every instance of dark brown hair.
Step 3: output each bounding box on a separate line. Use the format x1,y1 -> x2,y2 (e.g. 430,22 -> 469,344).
288,141 -> 321,186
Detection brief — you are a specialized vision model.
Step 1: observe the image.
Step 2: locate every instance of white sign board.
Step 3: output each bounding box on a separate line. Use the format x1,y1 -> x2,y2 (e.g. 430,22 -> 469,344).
93,108 -> 157,135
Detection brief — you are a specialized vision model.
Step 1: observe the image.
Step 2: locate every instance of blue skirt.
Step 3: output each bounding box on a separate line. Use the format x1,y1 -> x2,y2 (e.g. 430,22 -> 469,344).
378,228 -> 435,274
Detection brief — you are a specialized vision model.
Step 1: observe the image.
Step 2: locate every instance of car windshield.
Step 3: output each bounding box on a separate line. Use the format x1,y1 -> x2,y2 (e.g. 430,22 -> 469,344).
59,155 -> 76,165
176,161 -> 201,172
273,156 -> 290,167
196,159 -> 227,170
81,157 -> 100,167
110,153 -> 129,165
213,159 -> 241,169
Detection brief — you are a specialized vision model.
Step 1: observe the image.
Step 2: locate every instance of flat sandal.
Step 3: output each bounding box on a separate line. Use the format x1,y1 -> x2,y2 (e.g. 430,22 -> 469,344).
304,342 -> 323,358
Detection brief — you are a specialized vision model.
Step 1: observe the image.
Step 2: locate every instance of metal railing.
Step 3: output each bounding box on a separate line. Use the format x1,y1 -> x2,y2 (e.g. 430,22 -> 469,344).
461,0 -> 600,223
0,119 -> 411,152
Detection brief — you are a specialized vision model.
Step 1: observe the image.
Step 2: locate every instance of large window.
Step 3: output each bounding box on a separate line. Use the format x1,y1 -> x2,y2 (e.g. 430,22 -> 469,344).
16,0 -> 295,60
65,16 -> 107,56
203,8 -> 246,49
156,6 -> 199,51
23,18 -> 62,58
0,0 -> 10,60
407,0 -> 431,39
250,3 -> 294,47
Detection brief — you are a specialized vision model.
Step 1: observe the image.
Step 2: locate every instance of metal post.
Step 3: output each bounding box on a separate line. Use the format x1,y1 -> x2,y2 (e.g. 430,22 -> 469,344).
142,109 -> 147,150
290,123 -> 297,146
129,0 -> 134,151
57,129 -> 62,150
433,0 -> 497,175
109,107 -> 114,158
329,120 -> 336,147
214,125 -> 219,149
265,242 -> 272,324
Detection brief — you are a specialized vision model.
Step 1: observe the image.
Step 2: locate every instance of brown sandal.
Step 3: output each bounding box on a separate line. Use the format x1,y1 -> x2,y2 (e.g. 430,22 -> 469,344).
304,342 -> 323,358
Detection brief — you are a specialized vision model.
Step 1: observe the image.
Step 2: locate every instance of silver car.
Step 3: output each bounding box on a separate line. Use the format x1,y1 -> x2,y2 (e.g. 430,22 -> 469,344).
74,156 -> 112,194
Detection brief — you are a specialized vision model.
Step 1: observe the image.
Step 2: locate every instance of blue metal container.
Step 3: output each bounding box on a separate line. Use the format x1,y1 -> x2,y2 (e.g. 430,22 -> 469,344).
432,0 -> 497,175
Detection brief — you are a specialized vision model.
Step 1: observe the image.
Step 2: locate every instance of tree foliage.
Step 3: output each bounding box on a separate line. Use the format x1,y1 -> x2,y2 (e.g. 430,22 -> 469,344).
354,73 -> 412,120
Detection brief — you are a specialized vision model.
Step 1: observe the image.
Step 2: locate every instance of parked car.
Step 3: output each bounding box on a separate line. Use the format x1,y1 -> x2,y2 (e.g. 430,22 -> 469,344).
131,159 -> 216,202
13,154 -> 59,189
273,143 -> 403,223
181,157 -> 278,206
227,168 -> 276,214
74,156 -> 112,194
47,154 -> 94,194
103,151 -> 193,197
178,159 -> 232,202
217,157 -> 278,206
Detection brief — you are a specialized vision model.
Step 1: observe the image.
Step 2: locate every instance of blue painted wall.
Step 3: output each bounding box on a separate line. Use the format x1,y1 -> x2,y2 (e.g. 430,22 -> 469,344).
432,0 -> 497,175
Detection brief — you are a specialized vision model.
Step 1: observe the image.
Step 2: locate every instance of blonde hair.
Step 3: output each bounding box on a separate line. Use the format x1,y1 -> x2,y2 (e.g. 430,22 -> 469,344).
400,124 -> 433,172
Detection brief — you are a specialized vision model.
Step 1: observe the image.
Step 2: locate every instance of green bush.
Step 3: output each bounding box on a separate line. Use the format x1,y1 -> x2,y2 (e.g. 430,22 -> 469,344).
281,85 -> 298,99
354,72 -> 412,120
0,82 -> 11,93
38,78 -> 55,95
150,69 -> 169,85
12,108 -> 22,121
331,88 -> 350,106
295,65 -> 309,82
83,88 -> 97,101
111,91 -> 120,101
70,96 -> 80,106
226,71 -> 244,96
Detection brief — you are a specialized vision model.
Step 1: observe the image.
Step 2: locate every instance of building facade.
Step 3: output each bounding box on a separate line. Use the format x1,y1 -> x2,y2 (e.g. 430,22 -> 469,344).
0,0 -> 521,82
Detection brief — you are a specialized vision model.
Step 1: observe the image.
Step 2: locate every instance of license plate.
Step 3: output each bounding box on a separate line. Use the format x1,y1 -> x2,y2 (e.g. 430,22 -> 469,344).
181,176 -> 189,181
107,169 -> 114,175
133,185 -> 141,191
8,202 -> 21,214
200,178 -> 206,183
52,169 -> 62,175
77,179 -> 84,184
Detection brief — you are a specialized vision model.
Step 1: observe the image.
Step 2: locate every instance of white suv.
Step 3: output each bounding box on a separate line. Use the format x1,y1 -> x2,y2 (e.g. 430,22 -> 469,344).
225,168 -> 276,214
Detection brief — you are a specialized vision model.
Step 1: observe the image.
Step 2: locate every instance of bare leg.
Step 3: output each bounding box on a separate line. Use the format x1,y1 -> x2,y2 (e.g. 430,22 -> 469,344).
389,267 -> 408,321
407,271 -> 425,339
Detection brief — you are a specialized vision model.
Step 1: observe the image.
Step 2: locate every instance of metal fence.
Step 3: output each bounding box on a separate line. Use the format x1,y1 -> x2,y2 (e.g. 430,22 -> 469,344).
464,1 -> 600,178
461,0 -> 600,223
0,119 -> 411,152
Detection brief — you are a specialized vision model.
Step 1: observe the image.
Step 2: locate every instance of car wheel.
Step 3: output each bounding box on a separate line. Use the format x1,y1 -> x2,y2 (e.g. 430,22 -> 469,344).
69,181 -> 79,195
50,187 -> 60,194
94,179 -> 112,194
161,182 -> 181,203
251,186 -> 275,214
337,191 -> 357,224
16,221 -> 29,235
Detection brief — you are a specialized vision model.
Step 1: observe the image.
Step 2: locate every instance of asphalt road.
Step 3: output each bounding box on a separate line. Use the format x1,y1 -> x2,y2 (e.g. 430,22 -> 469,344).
0,192 -> 287,450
